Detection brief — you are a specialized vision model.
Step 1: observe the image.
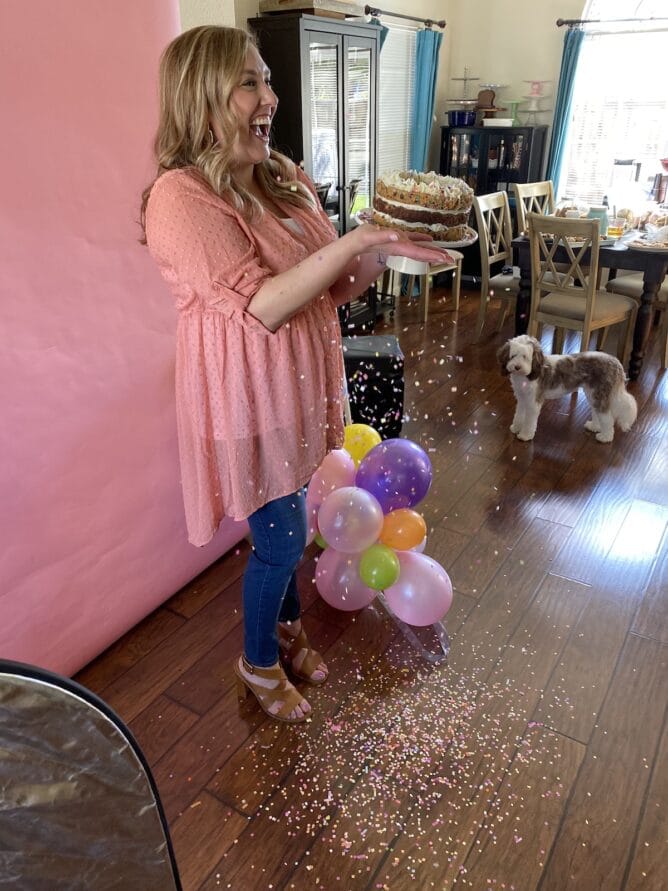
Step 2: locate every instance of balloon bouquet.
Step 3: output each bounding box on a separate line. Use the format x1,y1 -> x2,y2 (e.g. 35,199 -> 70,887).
308,424 -> 453,627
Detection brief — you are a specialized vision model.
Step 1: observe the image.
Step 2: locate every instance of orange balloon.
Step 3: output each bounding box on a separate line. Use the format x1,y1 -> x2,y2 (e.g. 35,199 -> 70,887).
380,509 -> 427,551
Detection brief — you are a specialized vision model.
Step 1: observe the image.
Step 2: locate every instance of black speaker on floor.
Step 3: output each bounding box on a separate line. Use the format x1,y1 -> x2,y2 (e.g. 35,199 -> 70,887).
342,335 -> 404,439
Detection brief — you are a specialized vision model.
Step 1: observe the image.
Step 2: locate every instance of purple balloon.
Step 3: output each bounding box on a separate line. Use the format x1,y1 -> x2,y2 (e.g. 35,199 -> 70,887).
384,551 -> 453,626
356,439 -> 433,513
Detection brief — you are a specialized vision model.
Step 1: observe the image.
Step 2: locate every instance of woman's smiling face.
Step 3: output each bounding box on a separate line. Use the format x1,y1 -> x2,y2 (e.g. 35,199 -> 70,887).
225,46 -> 277,172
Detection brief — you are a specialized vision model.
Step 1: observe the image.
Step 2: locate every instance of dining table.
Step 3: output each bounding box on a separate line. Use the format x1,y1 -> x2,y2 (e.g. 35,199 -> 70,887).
512,235 -> 668,379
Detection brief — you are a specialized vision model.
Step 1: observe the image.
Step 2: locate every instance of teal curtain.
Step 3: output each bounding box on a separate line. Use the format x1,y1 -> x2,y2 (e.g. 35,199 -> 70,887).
546,27 -> 585,197
409,29 -> 443,172
370,16 -> 389,50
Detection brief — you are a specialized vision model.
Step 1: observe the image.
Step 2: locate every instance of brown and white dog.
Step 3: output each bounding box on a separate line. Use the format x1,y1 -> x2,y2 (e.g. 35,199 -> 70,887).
497,335 -> 637,443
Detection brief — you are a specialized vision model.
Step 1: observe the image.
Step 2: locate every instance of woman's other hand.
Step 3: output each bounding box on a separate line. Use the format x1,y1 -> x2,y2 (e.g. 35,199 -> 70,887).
346,223 -> 455,266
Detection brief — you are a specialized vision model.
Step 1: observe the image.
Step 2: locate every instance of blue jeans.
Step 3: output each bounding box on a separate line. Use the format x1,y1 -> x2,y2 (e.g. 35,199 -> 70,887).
242,489 -> 307,667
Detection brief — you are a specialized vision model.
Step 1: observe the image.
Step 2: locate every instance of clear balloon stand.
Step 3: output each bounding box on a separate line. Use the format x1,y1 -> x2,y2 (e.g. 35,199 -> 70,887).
375,592 -> 450,664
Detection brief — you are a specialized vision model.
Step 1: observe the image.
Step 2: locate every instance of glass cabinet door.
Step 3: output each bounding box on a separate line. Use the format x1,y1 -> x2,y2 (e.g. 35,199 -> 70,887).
484,131 -> 528,192
305,32 -> 342,229
343,35 -> 375,230
448,131 -> 483,192
303,30 -> 376,234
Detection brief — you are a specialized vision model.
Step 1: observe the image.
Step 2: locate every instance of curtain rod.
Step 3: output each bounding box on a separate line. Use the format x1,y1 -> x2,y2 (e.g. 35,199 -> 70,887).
556,16 -> 668,27
364,5 -> 446,29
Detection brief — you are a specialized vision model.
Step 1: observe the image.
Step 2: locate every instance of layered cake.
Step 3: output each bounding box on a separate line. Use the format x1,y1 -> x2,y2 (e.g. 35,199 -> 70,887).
372,170 -> 475,242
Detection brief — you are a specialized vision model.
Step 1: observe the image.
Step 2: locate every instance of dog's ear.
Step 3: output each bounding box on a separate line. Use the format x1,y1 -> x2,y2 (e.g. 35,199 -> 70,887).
497,342 -> 511,375
528,341 -> 544,381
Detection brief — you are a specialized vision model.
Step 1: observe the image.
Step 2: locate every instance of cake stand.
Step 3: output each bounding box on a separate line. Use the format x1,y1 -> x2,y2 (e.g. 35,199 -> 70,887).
385,246 -> 469,323
505,100 -> 522,126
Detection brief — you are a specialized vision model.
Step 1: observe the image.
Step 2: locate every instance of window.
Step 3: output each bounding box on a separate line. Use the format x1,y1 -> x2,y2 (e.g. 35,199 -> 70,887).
560,0 -> 668,207
377,26 -> 416,176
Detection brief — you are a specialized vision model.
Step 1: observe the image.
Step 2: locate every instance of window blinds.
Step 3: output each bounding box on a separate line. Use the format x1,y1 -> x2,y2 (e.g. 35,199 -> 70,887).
377,26 -> 416,176
560,30 -> 668,206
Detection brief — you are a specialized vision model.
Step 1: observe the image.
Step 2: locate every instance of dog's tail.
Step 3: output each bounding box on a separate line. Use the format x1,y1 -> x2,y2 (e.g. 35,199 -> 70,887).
612,386 -> 638,432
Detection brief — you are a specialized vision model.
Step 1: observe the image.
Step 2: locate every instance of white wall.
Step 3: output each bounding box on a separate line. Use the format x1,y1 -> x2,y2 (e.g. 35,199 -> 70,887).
431,0 -> 585,169
179,0 -> 235,29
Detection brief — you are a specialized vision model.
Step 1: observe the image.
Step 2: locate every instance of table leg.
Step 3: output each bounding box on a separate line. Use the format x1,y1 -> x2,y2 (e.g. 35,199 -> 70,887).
423,272 -> 431,323
452,259 -> 461,311
628,277 -> 661,380
515,264 -> 531,335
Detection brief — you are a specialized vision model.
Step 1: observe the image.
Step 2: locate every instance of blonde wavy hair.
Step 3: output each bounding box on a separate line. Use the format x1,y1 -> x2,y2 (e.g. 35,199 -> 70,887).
139,25 -> 314,241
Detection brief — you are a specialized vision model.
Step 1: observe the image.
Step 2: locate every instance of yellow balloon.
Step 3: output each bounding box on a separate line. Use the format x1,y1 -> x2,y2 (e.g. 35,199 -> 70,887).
343,423 -> 382,467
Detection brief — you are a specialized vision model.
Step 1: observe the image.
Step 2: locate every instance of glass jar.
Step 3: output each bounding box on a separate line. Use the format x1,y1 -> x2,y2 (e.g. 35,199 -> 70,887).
587,205 -> 609,237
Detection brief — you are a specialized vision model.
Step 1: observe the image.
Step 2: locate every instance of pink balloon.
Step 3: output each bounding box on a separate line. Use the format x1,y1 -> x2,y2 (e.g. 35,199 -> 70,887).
384,551 -> 453,626
317,486 -> 384,554
309,449 -> 357,504
305,450 -> 357,545
315,547 -> 377,611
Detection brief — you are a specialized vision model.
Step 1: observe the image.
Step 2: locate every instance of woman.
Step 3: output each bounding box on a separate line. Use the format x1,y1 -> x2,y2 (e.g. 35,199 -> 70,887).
141,25 -> 451,724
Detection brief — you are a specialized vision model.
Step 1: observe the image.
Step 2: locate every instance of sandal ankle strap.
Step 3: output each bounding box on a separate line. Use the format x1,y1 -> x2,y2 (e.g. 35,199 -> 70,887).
241,654 -> 284,679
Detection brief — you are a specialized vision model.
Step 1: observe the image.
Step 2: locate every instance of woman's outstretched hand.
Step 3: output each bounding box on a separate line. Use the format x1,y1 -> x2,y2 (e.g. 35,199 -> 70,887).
347,222 -> 455,266
248,219 -> 457,331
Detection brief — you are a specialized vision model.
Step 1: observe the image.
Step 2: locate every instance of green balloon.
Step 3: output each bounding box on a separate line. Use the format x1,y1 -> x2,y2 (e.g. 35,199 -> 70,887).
359,544 -> 400,591
314,532 -> 328,549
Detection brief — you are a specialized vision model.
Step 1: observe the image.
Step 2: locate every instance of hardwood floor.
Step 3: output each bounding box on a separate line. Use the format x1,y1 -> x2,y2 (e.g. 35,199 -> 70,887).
75,282 -> 668,891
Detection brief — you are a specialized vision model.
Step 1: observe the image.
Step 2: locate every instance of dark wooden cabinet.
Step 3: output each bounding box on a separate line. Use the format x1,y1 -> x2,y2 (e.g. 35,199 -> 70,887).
439,125 -> 548,278
249,13 -> 381,330
440,125 -> 547,199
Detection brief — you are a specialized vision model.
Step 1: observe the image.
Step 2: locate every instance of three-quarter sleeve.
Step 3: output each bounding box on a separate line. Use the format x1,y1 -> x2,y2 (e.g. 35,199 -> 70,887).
146,171 -> 275,333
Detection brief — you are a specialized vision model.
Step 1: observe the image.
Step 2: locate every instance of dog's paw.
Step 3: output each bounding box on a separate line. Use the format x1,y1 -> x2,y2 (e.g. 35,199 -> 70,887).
515,430 -> 535,442
595,431 -> 614,443
584,420 -> 600,433
510,423 -> 520,434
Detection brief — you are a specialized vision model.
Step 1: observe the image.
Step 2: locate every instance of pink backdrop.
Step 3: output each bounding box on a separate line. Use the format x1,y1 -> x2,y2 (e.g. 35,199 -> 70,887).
0,1 -> 247,675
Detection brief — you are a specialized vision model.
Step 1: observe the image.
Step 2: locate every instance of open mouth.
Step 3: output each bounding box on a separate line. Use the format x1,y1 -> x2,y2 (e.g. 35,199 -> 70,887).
251,117 -> 271,140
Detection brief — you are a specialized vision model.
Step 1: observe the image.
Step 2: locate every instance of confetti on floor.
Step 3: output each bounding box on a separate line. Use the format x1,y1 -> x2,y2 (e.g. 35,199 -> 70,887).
228,634 -> 574,889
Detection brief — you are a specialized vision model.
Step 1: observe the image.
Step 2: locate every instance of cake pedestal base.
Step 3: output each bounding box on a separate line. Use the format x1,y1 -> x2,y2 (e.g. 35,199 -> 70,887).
385,250 -> 463,322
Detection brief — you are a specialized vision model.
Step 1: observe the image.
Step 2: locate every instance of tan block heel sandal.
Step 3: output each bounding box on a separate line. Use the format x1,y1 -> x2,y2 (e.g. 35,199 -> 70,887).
234,654 -> 309,724
278,625 -> 328,686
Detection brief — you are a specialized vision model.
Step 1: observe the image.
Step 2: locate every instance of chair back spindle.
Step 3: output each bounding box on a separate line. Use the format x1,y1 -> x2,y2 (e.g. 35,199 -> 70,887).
472,191 -> 518,338
512,180 -> 556,234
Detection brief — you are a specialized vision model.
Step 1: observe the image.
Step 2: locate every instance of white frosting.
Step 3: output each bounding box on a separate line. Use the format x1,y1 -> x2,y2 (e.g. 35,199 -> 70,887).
377,195 -> 468,217
373,209 -> 453,233
378,169 -> 473,203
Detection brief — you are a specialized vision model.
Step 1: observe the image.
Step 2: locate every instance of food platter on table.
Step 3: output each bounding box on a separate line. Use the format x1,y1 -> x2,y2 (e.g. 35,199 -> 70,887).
564,236 -> 618,248
519,232 -> 620,249
353,209 -> 478,249
626,236 -> 668,252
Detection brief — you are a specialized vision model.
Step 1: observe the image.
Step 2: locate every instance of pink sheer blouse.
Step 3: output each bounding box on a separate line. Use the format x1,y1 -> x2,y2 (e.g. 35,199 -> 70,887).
145,168 -> 345,545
